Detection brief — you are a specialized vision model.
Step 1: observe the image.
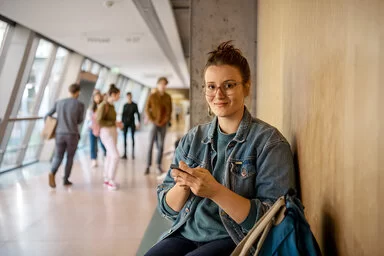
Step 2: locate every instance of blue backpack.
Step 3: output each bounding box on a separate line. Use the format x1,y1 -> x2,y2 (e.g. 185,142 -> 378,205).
232,189 -> 322,256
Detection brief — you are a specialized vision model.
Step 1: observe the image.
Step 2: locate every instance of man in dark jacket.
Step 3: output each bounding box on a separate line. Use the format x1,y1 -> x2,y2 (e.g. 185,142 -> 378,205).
45,83 -> 84,188
121,92 -> 140,159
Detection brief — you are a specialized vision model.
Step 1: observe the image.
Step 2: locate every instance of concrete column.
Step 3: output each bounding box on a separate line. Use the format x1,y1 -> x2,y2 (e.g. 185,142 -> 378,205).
190,0 -> 257,127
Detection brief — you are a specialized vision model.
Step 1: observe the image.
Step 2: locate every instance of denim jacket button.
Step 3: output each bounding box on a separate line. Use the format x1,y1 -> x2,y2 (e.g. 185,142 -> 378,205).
185,208 -> 190,213
241,169 -> 247,177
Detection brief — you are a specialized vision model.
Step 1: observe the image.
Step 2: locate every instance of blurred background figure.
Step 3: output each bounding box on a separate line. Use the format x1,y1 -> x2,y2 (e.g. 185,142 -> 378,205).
144,77 -> 172,175
46,83 -> 85,188
86,91 -> 106,167
96,84 -> 123,191
121,92 -> 140,160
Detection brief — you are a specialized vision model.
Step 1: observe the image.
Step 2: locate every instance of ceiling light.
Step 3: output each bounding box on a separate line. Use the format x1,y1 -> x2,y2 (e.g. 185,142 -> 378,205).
104,0 -> 115,8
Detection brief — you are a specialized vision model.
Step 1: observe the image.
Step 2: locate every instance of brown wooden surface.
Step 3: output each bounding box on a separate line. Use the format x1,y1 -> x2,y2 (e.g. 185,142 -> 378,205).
78,71 -> 98,83
257,1 -> 384,255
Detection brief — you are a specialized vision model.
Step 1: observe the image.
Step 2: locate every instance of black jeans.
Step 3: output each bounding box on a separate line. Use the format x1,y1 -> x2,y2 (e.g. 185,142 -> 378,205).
123,123 -> 136,156
144,235 -> 236,256
51,134 -> 79,180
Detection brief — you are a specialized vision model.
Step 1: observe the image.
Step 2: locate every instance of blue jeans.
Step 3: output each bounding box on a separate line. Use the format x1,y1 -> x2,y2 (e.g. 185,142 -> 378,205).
144,235 -> 236,256
147,123 -> 167,166
89,129 -> 106,159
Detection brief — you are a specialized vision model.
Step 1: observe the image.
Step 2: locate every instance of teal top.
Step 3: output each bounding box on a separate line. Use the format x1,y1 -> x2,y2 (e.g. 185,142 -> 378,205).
177,125 -> 236,242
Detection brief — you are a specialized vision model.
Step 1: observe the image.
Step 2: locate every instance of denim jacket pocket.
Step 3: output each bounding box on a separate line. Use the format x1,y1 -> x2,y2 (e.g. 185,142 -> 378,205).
229,159 -> 257,198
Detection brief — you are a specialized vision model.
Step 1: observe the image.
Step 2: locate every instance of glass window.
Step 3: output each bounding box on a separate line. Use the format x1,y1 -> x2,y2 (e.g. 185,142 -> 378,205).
101,72 -> 117,93
138,87 -> 150,113
114,78 -> 129,118
0,20 -> 9,53
81,58 -> 92,72
0,121 -> 29,171
38,47 -> 69,116
90,62 -> 101,75
17,39 -> 53,118
116,75 -> 124,88
131,81 -> 143,103
95,67 -> 109,91
23,119 -> 44,164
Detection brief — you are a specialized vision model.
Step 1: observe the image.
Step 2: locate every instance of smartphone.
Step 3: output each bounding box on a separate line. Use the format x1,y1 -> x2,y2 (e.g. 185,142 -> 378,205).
170,164 -> 187,173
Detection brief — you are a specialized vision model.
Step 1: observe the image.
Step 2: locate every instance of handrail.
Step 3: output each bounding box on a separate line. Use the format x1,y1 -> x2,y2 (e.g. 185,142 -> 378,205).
8,117 -> 44,122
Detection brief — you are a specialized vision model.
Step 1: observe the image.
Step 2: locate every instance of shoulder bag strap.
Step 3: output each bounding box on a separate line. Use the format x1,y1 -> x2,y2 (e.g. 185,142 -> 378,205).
231,196 -> 286,256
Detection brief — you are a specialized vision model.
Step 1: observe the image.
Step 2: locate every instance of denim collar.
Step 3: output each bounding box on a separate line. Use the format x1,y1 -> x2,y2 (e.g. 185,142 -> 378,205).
202,106 -> 252,145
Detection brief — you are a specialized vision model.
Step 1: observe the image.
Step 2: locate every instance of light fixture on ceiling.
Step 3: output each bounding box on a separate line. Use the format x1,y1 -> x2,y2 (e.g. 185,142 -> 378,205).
103,0 -> 123,8
103,0 -> 115,8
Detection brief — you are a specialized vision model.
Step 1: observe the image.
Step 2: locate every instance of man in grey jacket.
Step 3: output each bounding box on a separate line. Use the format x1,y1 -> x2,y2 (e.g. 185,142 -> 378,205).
45,83 -> 85,187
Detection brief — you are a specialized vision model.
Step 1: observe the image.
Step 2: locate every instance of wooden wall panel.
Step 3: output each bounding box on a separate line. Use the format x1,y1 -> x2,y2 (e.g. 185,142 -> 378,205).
257,1 -> 384,255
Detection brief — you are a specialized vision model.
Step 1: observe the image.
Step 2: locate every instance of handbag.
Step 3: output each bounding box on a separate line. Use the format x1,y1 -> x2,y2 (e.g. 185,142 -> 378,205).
231,190 -> 322,256
91,112 -> 100,137
42,116 -> 57,140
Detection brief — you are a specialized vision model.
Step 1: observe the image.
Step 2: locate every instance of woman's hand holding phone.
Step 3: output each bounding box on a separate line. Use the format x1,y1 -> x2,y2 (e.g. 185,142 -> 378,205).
170,164 -> 189,190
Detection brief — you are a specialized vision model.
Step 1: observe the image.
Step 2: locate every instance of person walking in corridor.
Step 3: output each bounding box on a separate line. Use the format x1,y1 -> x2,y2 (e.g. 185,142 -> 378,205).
144,77 -> 172,175
46,83 -> 85,188
97,84 -> 123,191
121,92 -> 140,160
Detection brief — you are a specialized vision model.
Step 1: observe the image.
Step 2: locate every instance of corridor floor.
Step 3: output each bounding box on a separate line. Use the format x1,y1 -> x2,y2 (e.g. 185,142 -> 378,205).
0,125 -> 184,256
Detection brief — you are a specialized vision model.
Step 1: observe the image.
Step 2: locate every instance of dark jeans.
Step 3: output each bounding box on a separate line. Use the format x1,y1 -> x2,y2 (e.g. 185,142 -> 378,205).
147,123 -> 166,166
123,123 -> 136,156
144,235 -> 236,256
51,134 -> 79,180
89,129 -> 106,159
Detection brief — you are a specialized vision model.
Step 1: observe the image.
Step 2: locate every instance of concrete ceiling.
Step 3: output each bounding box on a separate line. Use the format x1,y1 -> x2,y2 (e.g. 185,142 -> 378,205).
0,0 -> 190,88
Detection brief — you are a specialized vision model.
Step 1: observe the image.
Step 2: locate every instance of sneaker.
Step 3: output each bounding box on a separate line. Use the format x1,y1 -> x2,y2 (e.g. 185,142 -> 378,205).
91,160 -> 98,168
103,180 -> 110,187
144,167 -> 150,175
107,181 -> 119,191
63,179 -> 73,186
121,155 -> 127,160
49,173 -> 56,188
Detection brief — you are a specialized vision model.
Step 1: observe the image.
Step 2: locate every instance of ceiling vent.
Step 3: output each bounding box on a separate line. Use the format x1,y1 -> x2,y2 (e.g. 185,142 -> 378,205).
87,37 -> 111,43
125,36 -> 141,43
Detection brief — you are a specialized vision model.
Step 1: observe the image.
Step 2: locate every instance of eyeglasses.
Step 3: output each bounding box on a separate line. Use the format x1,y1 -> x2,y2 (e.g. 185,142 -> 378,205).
202,81 -> 243,97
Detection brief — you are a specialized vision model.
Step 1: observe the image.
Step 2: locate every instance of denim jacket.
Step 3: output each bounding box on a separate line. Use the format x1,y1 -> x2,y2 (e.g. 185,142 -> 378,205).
157,107 -> 296,247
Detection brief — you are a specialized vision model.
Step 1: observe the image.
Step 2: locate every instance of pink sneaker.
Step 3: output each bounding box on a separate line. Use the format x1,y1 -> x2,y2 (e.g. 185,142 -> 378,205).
103,180 -> 110,187
107,181 -> 119,191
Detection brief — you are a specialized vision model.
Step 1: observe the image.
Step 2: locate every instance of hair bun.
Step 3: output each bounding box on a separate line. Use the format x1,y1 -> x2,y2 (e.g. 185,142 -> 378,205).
109,83 -> 116,90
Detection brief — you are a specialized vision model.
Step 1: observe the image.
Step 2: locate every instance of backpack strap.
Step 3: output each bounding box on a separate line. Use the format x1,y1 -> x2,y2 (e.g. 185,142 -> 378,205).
231,196 -> 286,256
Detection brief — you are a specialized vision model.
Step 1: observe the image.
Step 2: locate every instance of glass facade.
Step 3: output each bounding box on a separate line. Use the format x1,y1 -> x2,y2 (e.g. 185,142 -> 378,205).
1,121 -> 29,170
0,20 -> 148,172
38,47 -> 69,116
23,119 -> 44,164
0,20 -> 9,53
17,39 -> 53,118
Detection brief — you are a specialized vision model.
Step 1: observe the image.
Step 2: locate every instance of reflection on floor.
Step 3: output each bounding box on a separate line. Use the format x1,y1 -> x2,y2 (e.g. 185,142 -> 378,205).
0,123 -> 185,256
